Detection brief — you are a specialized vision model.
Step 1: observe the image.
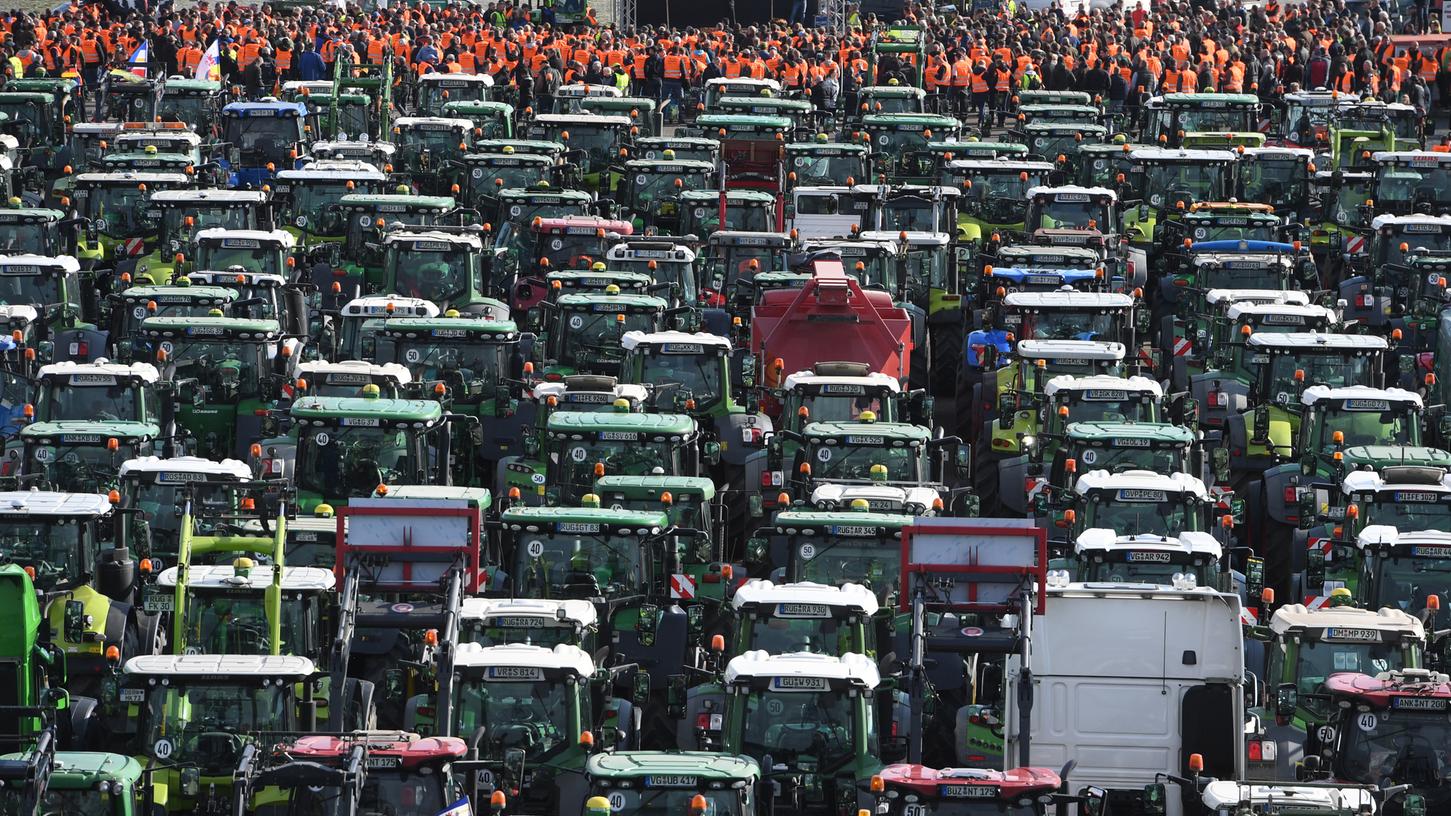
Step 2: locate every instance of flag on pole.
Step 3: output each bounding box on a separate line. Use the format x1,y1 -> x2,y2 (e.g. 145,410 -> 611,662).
433,798 -> 472,816
127,41 -> 148,78
195,39 -> 221,82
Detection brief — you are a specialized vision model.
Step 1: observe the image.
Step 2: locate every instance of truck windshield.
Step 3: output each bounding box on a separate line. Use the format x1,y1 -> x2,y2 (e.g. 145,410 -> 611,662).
454,678 -> 570,759
1337,710 -> 1451,787
513,532 -> 645,597
739,689 -> 855,768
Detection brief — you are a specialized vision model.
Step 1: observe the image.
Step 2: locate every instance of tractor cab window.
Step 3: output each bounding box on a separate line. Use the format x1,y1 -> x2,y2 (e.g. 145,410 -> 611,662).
795,535 -> 898,593
223,115 -> 303,163
811,443 -> 920,482
295,426 -> 417,499
1374,553 -> 1451,614
1019,311 -> 1119,341
1319,405 -> 1414,449
1337,710 -> 1451,786
1364,498 -> 1451,532
1087,553 -> 1211,586
293,183 -> 358,236
640,350 -> 723,411
394,338 -> 507,390
360,770 -> 449,816
200,242 -> 279,273
162,207 -> 252,238
1141,164 -> 1223,206
1068,443 -> 1185,475
597,787 -> 740,816
794,393 -> 887,424
138,683 -> 293,767
1242,160 -> 1307,205
1058,394 -> 1152,424
181,591 -> 308,655
514,532 -> 645,597
1034,196 -> 1110,231
130,480 -> 236,538
792,153 -> 861,186
38,382 -> 149,422
164,338 -> 269,399
1188,220 -> 1278,243
1264,354 -> 1375,398
1376,167 -> 1451,212
0,222 -> 54,254
1087,496 -> 1195,536
957,171 -> 1039,223
394,247 -> 472,304
556,310 -> 660,370
555,439 -> 675,486
1292,639 -> 1396,699
1380,230 -> 1451,266
739,689 -> 856,767
454,677 -> 571,759
0,517 -> 83,590
1197,262 -> 1286,291
749,615 -> 847,656
84,185 -> 151,237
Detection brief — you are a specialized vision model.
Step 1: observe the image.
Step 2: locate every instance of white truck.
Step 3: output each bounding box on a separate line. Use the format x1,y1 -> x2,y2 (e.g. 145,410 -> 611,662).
1004,581 -> 1245,816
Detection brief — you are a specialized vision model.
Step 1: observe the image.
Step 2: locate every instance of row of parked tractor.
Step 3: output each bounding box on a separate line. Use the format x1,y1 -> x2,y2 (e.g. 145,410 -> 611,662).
2,37 -> 1451,816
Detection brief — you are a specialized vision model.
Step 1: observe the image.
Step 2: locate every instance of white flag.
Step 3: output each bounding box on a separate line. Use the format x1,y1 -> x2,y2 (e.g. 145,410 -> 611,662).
195,39 -> 221,81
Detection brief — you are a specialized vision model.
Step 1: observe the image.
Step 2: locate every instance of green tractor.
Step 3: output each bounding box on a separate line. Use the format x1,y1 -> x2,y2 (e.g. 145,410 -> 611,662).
330,193 -> 457,293
71,171 -> 191,284
1143,92 -> 1260,148
379,229 -> 504,315
0,750 -> 147,816
128,189 -> 269,286
140,315 -> 291,461
752,506 -> 917,600
542,292 -> 670,378
391,117 -> 475,197
271,162 -> 388,255
0,562 -> 101,750
113,455 -> 254,564
1119,148 -> 1238,262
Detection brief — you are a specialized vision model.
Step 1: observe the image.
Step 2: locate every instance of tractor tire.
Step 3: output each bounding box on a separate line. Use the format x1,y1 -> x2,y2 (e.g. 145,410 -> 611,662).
1247,480 -> 1294,601
973,450 -> 1002,517
929,321 -> 964,398
954,373 -> 978,442
910,334 -> 931,393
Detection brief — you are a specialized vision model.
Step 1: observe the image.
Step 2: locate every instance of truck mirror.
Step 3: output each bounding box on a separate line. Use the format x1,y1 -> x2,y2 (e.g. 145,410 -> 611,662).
1305,547 -> 1326,591
1142,782 -> 1167,816
1275,682 -> 1298,718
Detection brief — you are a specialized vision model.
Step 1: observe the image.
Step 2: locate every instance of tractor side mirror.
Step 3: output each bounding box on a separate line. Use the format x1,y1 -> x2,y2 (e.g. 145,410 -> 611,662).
1403,794 -> 1427,816
1142,782 -> 1167,816
1252,405 -> 1270,443
1245,556 -> 1265,603
1306,546 -> 1326,591
1275,682 -> 1298,718
1078,787 -> 1107,816
383,668 -> 406,701
632,669 -> 651,706
636,603 -> 659,646
666,673 -> 687,718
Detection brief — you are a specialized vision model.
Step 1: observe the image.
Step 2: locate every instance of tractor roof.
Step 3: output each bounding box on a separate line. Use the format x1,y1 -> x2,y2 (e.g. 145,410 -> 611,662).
381,317 -> 519,338
1341,445 -> 1451,472
1204,288 -> 1311,306
1373,150 -> 1451,165
158,564 -> 335,591
394,116 -> 473,130
587,751 -> 760,781
459,597 -> 598,627
379,485 -> 492,506
1200,782 -> 1374,813
500,504 -> 670,532
621,330 -> 731,352
731,579 -> 879,615
1370,213 -> 1451,231
860,112 -> 960,128
772,509 -> 917,532
128,281 -> 247,299
290,396 -> 444,424
1268,603 -> 1423,638
1015,339 -> 1126,360
1355,525 -> 1451,551
38,360 -> 159,383
532,112 -> 632,127
124,653 -> 315,677
1245,332 -> 1387,351
809,482 -> 940,513
383,230 -> 483,249
1191,252 -> 1293,267
723,650 -> 880,688
284,734 -> 466,767
1026,184 -> 1116,200
782,369 -> 901,392
1003,291 -> 1131,309
1073,469 -> 1208,498
1225,302 -> 1335,322
0,491 -> 110,517
555,292 -> 669,310
420,72 -> 495,85
801,420 -> 932,441
0,305 -> 38,323
452,642 -> 594,675
21,420 -> 157,440
944,158 -> 1055,173
341,296 -> 441,318
1300,385 -> 1421,407
0,254 -> 79,274
44,752 -> 144,785
150,189 -> 266,205
296,360 -> 413,383
118,455 -> 251,480
878,765 -> 1062,799
592,474 -> 717,501
857,230 -> 951,247
531,379 -> 649,404
195,228 -> 296,247
140,315 -> 282,337
75,171 -> 188,184
995,245 -> 1101,262
278,163 -> 388,182
1065,421 -> 1195,445
1043,374 -> 1161,397
1074,529 -> 1221,558
546,411 -> 695,436
1127,147 -> 1237,163
1241,146 -> 1316,160
1161,92 -> 1260,106
338,193 -> 454,209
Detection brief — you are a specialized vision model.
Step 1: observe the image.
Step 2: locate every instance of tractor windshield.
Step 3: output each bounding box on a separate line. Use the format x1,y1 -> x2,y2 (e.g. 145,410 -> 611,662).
161,206 -> 252,239
138,683 -> 293,769
454,677 -> 571,758
810,443 -> 921,482
555,438 -> 676,486
1142,163 -> 1225,206
534,233 -> 610,270
339,316 -> 389,360
393,247 -> 473,304
223,115 -> 303,164
180,591 -> 307,655
84,185 -> 151,238
360,769 -> 448,816
1197,262 -> 1287,291
1336,709 -> 1451,787
394,338 -> 507,390
957,171 -> 1038,224
38,382 -> 148,422
1364,497 -> 1451,531
557,310 -> 660,371
1173,106 -> 1254,133
402,126 -> 468,156
1086,497 -> 1196,536
1376,165 -> 1451,211
0,222 -> 56,254
292,182 -> 358,236
46,445 -> 131,493
1265,354 -> 1376,396
1068,443 -> 1186,475
248,781 -> 347,816
468,621 -> 577,649
789,392 -> 889,424
1318,406 -> 1415,448
129,479 -> 236,540
165,338 -> 270,399
1188,220 -> 1278,243
1372,553 -> 1451,613
1034,197 -> 1111,231
639,351 -> 723,411
1019,311 -> 1121,341
27,786 -> 122,816
198,242 -> 281,274
597,787 -> 741,816
1380,229 -> 1451,266
513,531 -> 645,597
158,94 -> 212,128
739,688 -> 857,768
793,153 -> 863,186
295,425 -> 420,499
748,614 -> 848,656
0,517 -> 82,590
1242,160 -> 1308,207
795,536 -> 900,593
1293,639 -> 1397,706
1059,395 -> 1154,424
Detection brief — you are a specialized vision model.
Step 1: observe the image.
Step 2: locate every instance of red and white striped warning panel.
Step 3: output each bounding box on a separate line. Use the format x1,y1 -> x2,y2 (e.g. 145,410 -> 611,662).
1345,235 -> 1366,255
123,238 -> 146,257
670,573 -> 696,600
1173,336 -> 1193,357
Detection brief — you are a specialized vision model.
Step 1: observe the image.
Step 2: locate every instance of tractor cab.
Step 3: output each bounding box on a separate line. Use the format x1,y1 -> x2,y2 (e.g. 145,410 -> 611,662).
0,255 -> 89,362
62,122 -> 122,174
0,207 -> 70,257
0,91 -> 64,155
1353,525 -> 1451,615
620,331 -> 733,414
112,282 -> 238,361
677,189 -> 777,236
616,159 -> 717,232
551,84 -> 622,115
32,359 -> 163,426
856,85 -> 928,117
700,231 -> 793,309
333,194 -> 457,291
1144,93 -> 1260,148
980,245 -> 1105,299
703,79 -> 782,113
1239,147 -> 1315,218
458,597 -> 599,651
490,188 -> 594,270
138,189 -> 268,286
1055,421 -> 1197,487
457,151 -> 559,214
141,315 -> 287,461
238,733 -> 467,816
525,113 -> 630,184
114,455 -> 252,562
605,241 -> 697,308
576,97 -> 656,137
330,296 -> 439,361
380,230 -> 496,314
584,753 -> 761,816
1122,148 -> 1237,235
73,171 -> 190,270
293,360 -> 411,401
273,163 -> 388,242
306,140 -> 398,171
219,101 -> 309,188
1020,122 -> 1105,171
392,117 -> 475,195
785,141 -> 870,190
284,396 -> 452,511
535,411 -> 701,504
154,559 -> 334,656
157,78 -> 222,132
191,229 -> 295,282
183,268 -> 307,338
995,292 -> 1134,345
776,364 -> 909,430
860,114 -> 962,183
1057,469 -> 1212,545
944,160 -> 1054,238
1281,90 -> 1339,149
118,654 -> 318,811
718,650 -> 882,811
1333,104 -> 1420,170
417,73 -> 494,117
1072,528 -> 1222,587
1024,185 -> 1117,234
634,136 -> 720,165
13,424 -> 159,492
545,292 -> 669,377
714,96 -> 818,132
379,316 -> 520,412
1371,151 -> 1451,217
693,115 -> 792,190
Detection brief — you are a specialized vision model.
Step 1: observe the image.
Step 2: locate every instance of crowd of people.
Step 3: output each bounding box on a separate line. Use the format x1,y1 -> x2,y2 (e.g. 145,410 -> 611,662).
0,0 -> 1442,132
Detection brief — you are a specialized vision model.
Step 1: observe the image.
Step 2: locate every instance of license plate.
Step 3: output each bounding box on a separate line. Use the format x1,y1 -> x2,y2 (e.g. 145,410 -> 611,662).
342,417 -> 381,427
143,592 -> 174,612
